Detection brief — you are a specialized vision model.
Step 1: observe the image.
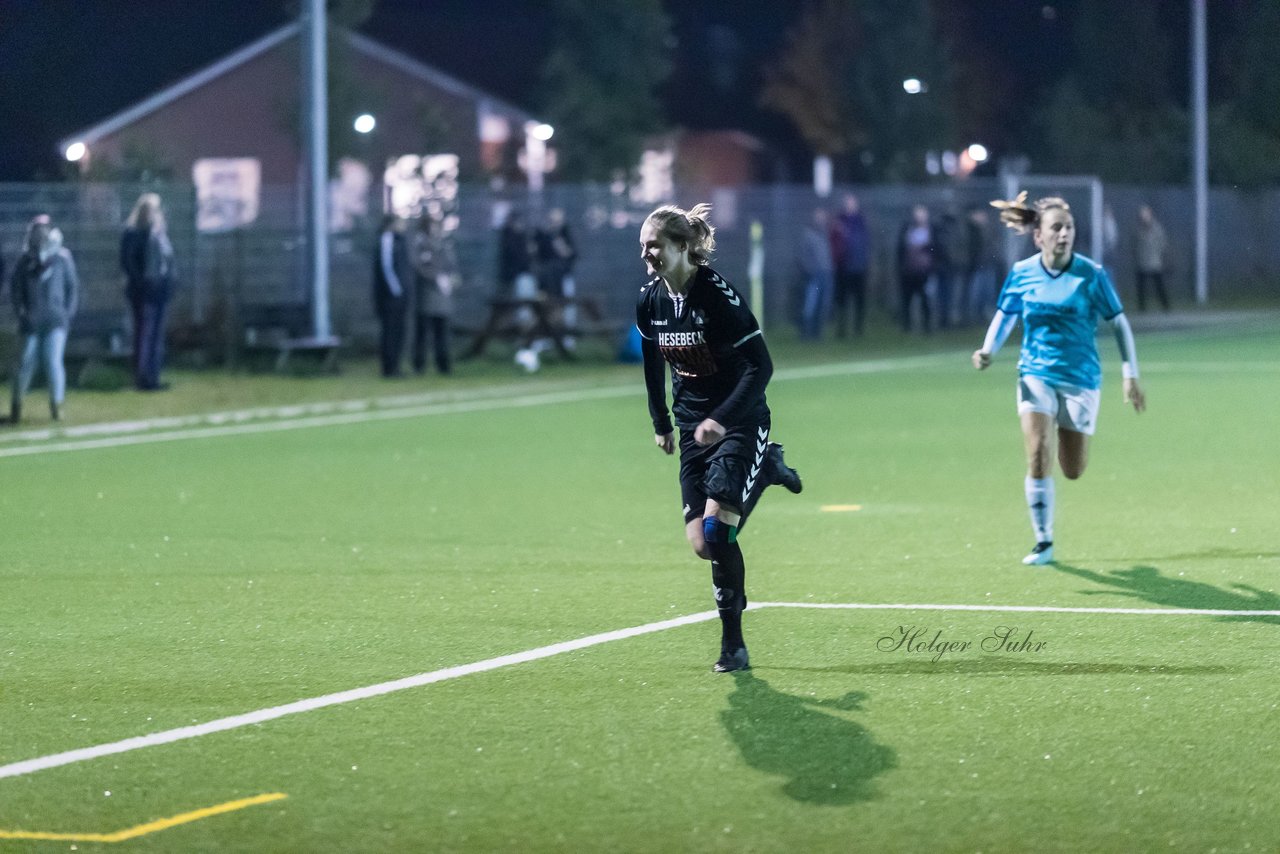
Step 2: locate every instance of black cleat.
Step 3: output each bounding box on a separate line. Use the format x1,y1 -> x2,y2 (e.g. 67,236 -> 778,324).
765,442 -> 802,494
713,647 -> 750,673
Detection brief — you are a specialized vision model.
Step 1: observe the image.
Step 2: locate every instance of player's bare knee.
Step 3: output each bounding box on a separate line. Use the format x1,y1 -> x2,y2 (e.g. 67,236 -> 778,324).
686,523 -> 712,560
1062,461 -> 1086,480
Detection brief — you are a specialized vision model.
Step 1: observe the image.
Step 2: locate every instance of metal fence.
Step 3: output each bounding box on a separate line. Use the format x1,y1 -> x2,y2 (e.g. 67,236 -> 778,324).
1,180 -> 1276,358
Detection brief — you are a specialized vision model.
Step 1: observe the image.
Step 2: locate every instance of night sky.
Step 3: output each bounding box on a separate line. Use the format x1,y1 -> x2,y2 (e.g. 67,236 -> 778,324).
0,0 -> 1209,182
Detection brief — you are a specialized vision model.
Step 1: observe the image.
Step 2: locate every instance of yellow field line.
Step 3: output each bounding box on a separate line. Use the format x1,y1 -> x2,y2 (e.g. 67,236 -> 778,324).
0,792 -> 286,843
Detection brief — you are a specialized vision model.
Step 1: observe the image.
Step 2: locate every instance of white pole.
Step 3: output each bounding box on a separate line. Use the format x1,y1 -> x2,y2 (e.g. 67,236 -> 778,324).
1002,170 -> 1020,273
306,0 -> 331,338
749,220 -> 765,330
1191,0 -> 1209,305
1090,177 -> 1104,267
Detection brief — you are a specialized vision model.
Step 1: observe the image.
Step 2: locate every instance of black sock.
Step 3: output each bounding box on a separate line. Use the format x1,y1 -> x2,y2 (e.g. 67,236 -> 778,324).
709,541 -> 746,650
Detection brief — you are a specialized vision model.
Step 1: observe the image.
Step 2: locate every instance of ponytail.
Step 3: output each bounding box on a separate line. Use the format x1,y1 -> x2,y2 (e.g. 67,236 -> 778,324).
990,191 -> 1070,235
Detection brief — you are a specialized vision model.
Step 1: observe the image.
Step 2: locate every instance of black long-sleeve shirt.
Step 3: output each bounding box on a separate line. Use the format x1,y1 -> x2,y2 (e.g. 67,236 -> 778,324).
635,265 -> 772,435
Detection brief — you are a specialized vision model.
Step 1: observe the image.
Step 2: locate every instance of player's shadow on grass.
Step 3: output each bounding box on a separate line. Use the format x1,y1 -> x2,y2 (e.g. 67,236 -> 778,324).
1139,548 -> 1280,562
720,671 -> 896,806
1052,563 -> 1280,626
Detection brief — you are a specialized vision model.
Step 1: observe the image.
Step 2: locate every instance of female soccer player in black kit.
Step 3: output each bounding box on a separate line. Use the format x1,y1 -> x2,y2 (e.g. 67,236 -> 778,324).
636,203 -> 802,673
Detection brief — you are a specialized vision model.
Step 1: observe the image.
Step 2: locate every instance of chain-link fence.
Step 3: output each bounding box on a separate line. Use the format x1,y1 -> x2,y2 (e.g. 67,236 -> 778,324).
1,180 -> 1276,363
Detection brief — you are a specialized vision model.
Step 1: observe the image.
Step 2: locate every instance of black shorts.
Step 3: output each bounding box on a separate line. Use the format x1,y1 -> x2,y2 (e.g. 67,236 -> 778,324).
678,418 -> 771,524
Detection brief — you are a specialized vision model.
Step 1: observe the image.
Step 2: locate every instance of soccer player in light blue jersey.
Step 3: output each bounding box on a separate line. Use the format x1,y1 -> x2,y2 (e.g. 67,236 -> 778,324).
972,193 -> 1146,566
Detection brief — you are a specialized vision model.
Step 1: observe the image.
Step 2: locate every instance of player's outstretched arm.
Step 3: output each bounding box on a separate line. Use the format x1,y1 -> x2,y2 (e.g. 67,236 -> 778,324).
974,310 -> 1016,370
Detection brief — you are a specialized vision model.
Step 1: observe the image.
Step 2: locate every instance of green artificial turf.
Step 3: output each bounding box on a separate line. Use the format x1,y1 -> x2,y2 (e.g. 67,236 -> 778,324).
0,318 -> 1277,852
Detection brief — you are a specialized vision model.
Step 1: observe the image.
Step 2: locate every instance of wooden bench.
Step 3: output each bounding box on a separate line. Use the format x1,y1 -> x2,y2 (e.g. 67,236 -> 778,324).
238,303 -> 341,373
65,308 -> 132,385
463,295 -> 619,360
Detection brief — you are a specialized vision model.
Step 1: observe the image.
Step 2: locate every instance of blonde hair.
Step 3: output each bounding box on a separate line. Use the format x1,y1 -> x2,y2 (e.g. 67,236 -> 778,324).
990,191 -> 1071,235
644,203 -> 716,265
126,192 -> 166,231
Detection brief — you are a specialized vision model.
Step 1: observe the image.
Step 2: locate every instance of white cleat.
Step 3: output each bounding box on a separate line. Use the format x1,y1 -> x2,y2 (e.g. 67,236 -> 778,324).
1022,542 -> 1054,565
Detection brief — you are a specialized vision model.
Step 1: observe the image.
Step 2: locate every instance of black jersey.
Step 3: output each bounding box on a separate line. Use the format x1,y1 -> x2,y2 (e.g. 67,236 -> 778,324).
636,265 -> 772,432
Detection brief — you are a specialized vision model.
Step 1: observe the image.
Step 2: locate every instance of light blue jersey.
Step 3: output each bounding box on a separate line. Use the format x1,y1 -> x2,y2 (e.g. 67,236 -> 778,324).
997,253 -> 1124,390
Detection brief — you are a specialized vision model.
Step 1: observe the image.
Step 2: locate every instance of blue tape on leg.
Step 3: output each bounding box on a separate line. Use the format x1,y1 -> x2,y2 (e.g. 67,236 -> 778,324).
703,516 -> 738,544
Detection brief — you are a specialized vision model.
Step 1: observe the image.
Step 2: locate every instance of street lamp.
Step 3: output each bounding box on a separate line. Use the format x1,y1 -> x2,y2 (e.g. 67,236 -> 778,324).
902,78 -> 926,95
354,113 -> 376,134
523,121 -> 554,193
64,141 -> 87,162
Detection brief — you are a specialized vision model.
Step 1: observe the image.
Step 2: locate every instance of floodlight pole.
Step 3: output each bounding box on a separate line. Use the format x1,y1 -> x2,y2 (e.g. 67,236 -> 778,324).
305,0 -> 332,338
749,221 -> 765,330
1191,0 -> 1209,305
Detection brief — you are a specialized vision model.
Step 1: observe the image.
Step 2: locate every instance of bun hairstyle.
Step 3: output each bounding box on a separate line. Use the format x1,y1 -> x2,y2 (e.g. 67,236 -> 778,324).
990,191 -> 1071,234
644,203 -> 717,265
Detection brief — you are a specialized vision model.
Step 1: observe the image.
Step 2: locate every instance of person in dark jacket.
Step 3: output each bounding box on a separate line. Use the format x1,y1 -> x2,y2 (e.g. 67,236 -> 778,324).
410,216 -> 457,376
832,193 -> 870,337
120,192 -> 176,391
372,215 -> 410,378
10,214 -> 79,422
498,209 -> 537,297
896,204 -> 936,333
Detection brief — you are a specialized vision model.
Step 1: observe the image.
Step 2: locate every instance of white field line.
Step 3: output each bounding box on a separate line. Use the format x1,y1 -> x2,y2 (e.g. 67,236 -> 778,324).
1142,361 -> 1280,372
4,598 -> 1278,782
0,379 -> 608,445
0,385 -> 638,459
0,353 -> 956,459
0,610 -> 720,781
753,601 -> 1280,617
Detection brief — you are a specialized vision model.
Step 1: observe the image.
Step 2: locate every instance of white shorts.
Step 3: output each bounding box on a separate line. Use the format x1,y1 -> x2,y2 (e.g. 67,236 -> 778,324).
1016,375 -> 1100,435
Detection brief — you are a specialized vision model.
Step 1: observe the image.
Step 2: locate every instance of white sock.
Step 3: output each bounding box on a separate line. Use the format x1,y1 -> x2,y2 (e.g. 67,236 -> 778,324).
1024,476 -> 1055,543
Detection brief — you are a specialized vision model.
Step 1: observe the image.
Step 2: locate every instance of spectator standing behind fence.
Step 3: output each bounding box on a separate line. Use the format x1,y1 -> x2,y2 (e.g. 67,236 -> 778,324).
934,206 -> 965,329
498,210 -> 540,363
831,193 -> 870,338
410,216 -> 456,376
963,206 -> 1000,325
896,204 -> 936,333
796,207 -> 834,340
120,193 -> 175,391
537,207 -> 579,343
498,210 -> 538,301
536,207 -> 577,297
10,214 -> 78,422
372,214 -> 409,378
1133,204 -> 1170,312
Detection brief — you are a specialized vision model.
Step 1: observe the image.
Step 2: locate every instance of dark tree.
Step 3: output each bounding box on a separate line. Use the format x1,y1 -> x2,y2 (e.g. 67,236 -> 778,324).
1030,2 -> 1190,183
1209,0 -> 1280,185
760,0 -> 956,182
537,0 -> 673,182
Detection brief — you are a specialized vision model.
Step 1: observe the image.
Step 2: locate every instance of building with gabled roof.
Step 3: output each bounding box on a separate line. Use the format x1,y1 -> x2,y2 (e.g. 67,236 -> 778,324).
57,21 -> 540,186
